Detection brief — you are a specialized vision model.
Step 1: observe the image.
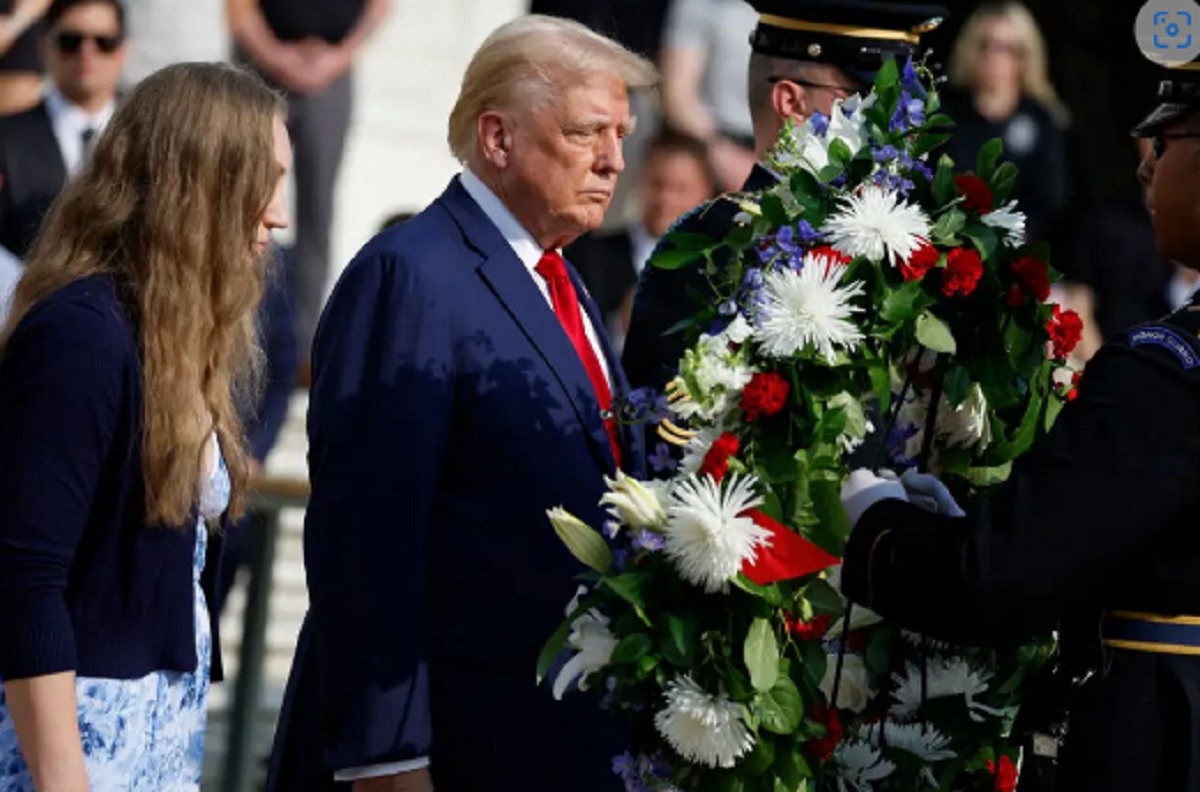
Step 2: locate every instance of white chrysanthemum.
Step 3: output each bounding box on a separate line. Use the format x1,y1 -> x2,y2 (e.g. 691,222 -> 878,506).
834,740 -> 896,792
898,629 -> 952,653
982,200 -> 1027,247
891,657 -> 1001,723
552,592 -> 619,700
825,186 -> 932,265
756,251 -> 866,362
881,722 -> 957,762
664,473 -> 768,593
819,653 -> 875,713
654,675 -> 755,769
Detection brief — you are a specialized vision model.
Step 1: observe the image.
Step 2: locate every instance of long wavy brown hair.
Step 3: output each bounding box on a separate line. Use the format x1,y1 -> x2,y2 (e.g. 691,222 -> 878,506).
1,62 -> 286,525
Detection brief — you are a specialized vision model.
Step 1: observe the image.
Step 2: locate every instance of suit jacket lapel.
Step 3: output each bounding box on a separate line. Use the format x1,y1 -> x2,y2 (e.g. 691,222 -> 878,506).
34,103 -> 68,187
439,178 -> 617,474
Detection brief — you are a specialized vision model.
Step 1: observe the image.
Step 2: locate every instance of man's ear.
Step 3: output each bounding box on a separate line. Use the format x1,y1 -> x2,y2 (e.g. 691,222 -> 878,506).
771,80 -> 807,124
478,111 -> 513,169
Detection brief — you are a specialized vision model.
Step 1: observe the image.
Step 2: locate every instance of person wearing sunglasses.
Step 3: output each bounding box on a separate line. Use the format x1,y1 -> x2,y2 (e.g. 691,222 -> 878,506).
0,0 -> 125,263
623,0 -> 948,395
838,61 -> 1200,792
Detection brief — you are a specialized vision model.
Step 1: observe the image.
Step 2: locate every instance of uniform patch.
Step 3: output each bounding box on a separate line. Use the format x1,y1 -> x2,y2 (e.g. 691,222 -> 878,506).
1128,325 -> 1200,369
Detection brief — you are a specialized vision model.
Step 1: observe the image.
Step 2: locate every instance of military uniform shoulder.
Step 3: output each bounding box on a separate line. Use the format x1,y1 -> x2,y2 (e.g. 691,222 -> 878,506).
1118,303 -> 1200,373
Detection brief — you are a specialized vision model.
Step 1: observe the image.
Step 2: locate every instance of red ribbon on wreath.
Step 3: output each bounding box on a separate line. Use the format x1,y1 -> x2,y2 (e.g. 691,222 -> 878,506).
741,509 -> 840,585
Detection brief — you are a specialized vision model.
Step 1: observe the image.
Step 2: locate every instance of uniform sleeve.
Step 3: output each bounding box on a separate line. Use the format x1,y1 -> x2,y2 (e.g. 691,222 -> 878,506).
842,342 -> 1200,645
0,299 -> 124,679
304,251 -> 455,772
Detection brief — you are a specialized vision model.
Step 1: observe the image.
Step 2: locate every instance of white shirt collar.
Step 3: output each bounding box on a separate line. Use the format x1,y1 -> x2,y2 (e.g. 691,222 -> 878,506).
44,85 -> 117,175
628,222 -> 657,277
459,168 -> 548,273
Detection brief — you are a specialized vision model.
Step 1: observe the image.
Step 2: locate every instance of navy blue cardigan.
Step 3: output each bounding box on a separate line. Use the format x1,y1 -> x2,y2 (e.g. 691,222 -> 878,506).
0,275 -> 224,682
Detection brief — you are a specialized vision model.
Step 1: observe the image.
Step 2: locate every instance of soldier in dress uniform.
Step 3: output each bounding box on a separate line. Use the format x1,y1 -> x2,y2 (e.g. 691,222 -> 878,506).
622,0 -> 948,392
839,63 -> 1200,792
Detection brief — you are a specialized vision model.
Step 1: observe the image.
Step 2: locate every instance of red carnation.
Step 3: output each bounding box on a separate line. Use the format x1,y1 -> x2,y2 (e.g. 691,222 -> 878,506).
1005,284 -> 1024,307
785,612 -> 832,641
955,174 -> 994,214
900,240 -> 940,282
941,248 -> 984,298
699,432 -> 740,482
741,371 -> 790,421
1047,304 -> 1084,359
986,755 -> 1019,792
1011,256 -> 1051,303
804,702 -> 843,762
809,245 -> 853,266
1066,371 -> 1082,402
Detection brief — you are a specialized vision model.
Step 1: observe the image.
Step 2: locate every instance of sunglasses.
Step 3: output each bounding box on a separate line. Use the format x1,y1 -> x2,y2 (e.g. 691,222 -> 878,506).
1153,132 -> 1200,158
53,31 -> 123,55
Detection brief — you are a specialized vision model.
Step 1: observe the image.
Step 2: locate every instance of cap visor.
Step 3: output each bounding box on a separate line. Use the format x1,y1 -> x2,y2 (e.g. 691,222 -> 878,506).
1132,103 -> 1194,137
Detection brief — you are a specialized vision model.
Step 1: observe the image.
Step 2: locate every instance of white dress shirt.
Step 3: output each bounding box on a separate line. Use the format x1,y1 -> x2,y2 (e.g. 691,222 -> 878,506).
44,87 -> 117,177
335,169 -> 616,783
628,222 -> 657,279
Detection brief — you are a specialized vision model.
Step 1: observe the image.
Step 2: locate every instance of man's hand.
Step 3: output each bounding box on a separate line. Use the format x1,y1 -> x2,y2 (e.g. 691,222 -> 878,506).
353,768 -> 434,792
841,468 -> 907,528
295,38 -> 354,93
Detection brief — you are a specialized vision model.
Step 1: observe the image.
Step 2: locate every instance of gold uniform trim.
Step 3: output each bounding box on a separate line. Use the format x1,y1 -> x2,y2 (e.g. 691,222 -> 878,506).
1108,609 -> 1200,626
758,14 -> 921,44
1103,639 -> 1200,657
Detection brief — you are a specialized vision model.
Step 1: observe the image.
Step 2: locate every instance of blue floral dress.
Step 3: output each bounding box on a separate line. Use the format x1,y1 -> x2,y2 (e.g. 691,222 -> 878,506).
0,435 -> 229,791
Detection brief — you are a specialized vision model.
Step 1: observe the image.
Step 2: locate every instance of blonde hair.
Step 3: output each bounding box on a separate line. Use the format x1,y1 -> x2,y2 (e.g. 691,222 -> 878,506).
949,1 -> 1069,126
447,14 -> 658,163
2,62 -> 285,526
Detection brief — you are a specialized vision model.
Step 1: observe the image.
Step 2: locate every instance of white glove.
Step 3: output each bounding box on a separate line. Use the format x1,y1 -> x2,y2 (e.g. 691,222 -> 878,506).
841,468 -> 908,527
899,469 -> 966,517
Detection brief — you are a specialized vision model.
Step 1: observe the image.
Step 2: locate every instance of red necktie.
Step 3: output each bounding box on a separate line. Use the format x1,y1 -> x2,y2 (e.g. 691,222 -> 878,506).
535,251 -> 622,469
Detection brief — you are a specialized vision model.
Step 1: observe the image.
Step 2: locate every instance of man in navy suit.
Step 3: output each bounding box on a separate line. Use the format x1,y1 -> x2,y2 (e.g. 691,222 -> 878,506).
266,14 -> 658,792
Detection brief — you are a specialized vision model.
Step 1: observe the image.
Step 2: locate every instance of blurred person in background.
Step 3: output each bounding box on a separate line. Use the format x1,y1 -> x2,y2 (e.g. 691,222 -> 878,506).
0,0 -> 126,261
567,128 -> 715,348
0,0 -> 51,114
0,62 -> 289,792
228,0 -> 393,384
943,0 -> 1069,243
659,0 -> 758,192
122,0 -> 226,83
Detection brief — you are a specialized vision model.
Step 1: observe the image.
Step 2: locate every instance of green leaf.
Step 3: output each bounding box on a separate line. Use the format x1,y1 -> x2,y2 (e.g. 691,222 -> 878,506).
1045,390 -> 1066,431
760,193 -> 789,227
670,231 -> 718,250
817,162 -> 845,184
976,138 -> 1004,182
808,478 -> 850,553
963,222 -> 999,260
609,633 -> 654,665
601,570 -> 653,625
744,617 -> 781,693
828,138 -> 853,166
733,575 -> 787,606
868,362 -> 892,415
932,154 -> 956,206
535,592 -> 603,684
912,132 -> 952,158
757,674 -> 804,735
881,279 -> 927,323
943,365 -> 972,408
964,462 -> 1013,487
662,613 -> 699,666
742,737 -> 777,775
992,161 -> 1020,205
931,209 -> 966,246
873,55 -> 900,97
650,247 -> 705,271
915,310 -> 957,354
924,113 -> 955,130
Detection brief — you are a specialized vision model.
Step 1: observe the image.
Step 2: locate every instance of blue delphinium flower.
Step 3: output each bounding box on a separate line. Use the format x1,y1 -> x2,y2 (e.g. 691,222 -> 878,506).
796,219 -> 824,244
873,144 -> 900,163
648,442 -> 677,474
901,56 -> 927,98
631,528 -> 667,553
810,110 -> 830,137
889,91 -> 927,134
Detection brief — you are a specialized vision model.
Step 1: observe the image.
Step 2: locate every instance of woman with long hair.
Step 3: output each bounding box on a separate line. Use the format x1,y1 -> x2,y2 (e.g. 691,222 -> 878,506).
943,0 -> 1070,243
0,61 -> 290,790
